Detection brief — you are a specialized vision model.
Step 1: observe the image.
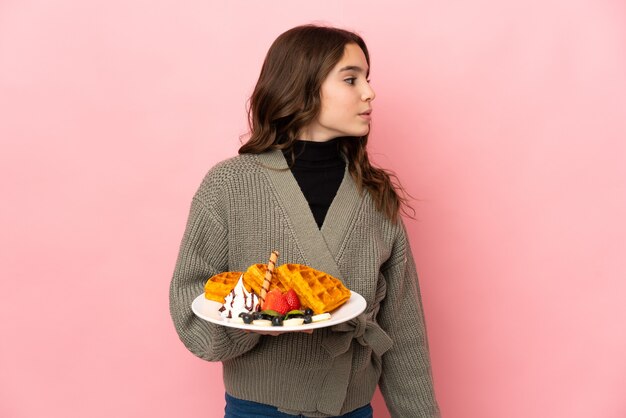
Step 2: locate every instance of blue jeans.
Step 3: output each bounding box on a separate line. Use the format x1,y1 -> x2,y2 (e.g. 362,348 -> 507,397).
224,393 -> 373,418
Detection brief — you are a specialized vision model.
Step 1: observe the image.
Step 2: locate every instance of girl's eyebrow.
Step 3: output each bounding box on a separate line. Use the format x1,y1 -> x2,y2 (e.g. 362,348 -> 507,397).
339,65 -> 365,73
339,65 -> 370,77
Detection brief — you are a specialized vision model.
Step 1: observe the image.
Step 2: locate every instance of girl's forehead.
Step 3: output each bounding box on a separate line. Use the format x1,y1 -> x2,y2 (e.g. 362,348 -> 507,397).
333,44 -> 369,74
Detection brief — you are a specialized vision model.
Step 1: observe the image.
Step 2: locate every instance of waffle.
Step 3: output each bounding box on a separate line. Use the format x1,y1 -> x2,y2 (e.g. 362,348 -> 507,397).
204,271 -> 243,302
243,263 -> 287,296
205,263 -> 351,313
275,264 -> 351,314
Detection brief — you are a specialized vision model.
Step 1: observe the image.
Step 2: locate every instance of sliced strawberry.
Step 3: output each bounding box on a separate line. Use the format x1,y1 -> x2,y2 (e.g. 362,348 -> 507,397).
262,289 -> 290,315
261,289 -> 280,311
285,289 -> 301,311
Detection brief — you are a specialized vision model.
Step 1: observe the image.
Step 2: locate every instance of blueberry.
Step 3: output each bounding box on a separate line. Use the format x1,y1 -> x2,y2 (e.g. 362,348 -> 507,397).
303,315 -> 312,324
242,313 -> 253,324
252,312 -> 263,320
238,312 -> 247,318
304,308 -> 314,316
271,316 -> 284,326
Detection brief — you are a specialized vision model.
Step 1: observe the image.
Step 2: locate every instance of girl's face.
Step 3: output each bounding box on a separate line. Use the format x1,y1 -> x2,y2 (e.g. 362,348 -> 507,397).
299,43 -> 376,142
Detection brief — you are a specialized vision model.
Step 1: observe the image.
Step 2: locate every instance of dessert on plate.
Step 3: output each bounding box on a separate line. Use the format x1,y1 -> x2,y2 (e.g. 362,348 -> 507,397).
203,251 -> 351,327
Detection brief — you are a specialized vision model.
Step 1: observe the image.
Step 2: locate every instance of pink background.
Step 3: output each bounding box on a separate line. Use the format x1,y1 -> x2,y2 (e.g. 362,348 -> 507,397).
1,1 -> 625,417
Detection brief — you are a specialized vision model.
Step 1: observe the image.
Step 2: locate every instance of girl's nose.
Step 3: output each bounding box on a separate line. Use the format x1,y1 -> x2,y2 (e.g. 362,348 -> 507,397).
362,83 -> 376,102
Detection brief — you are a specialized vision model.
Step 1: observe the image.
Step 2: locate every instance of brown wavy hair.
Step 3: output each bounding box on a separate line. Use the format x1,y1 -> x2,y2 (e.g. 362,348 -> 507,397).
239,24 -> 412,222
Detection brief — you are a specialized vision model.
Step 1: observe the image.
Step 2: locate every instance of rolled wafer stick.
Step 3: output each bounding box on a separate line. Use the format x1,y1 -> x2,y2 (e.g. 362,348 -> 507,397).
258,250 -> 279,307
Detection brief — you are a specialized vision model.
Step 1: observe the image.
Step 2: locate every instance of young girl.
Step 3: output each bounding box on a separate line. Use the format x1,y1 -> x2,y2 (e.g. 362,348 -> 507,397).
170,25 -> 440,418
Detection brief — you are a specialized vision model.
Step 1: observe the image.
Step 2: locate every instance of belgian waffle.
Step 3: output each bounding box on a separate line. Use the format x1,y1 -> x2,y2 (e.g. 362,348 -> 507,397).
243,263 -> 287,296
275,264 -> 351,314
204,271 -> 243,302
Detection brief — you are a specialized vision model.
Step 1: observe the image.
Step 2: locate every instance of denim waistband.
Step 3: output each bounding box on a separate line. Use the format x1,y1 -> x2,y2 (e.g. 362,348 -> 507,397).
224,393 -> 373,418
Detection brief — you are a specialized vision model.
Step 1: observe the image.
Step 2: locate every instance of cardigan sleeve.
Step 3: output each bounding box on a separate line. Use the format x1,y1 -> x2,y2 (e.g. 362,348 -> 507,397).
169,195 -> 261,362
377,225 -> 441,418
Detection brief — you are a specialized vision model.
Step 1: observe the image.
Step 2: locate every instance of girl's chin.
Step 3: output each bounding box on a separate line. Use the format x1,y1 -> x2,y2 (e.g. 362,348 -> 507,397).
346,126 -> 371,137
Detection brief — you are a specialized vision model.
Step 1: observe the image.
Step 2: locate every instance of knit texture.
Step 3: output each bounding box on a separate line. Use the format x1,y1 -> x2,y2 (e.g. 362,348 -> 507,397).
169,150 -> 440,417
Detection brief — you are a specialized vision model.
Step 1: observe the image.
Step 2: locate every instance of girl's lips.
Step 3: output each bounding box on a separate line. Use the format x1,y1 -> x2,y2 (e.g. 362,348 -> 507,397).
359,109 -> 372,120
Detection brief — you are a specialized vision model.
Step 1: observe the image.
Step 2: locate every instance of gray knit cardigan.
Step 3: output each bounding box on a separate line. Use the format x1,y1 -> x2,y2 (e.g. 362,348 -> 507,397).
169,150 -> 440,417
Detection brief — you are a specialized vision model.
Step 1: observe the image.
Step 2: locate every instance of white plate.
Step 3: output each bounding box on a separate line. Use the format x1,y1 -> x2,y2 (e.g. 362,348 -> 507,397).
191,291 -> 367,332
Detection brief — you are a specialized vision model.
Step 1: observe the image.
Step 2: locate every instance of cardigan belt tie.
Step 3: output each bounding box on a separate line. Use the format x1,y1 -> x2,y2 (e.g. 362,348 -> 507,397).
310,311 -> 393,416
322,311 -> 393,358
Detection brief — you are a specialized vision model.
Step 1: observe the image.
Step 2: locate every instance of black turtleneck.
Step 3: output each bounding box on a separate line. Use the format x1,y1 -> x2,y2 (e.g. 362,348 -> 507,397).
284,139 -> 346,229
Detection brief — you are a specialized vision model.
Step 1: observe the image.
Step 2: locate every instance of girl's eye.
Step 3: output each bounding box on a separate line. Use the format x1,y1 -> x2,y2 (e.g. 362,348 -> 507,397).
344,77 -> 357,85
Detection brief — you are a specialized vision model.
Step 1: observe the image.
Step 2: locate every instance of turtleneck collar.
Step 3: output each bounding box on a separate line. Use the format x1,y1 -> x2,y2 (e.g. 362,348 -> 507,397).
287,138 -> 343,166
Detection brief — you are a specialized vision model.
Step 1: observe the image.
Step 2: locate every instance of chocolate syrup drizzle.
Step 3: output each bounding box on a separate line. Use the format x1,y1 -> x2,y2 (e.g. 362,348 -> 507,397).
219,288 -> 259,317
